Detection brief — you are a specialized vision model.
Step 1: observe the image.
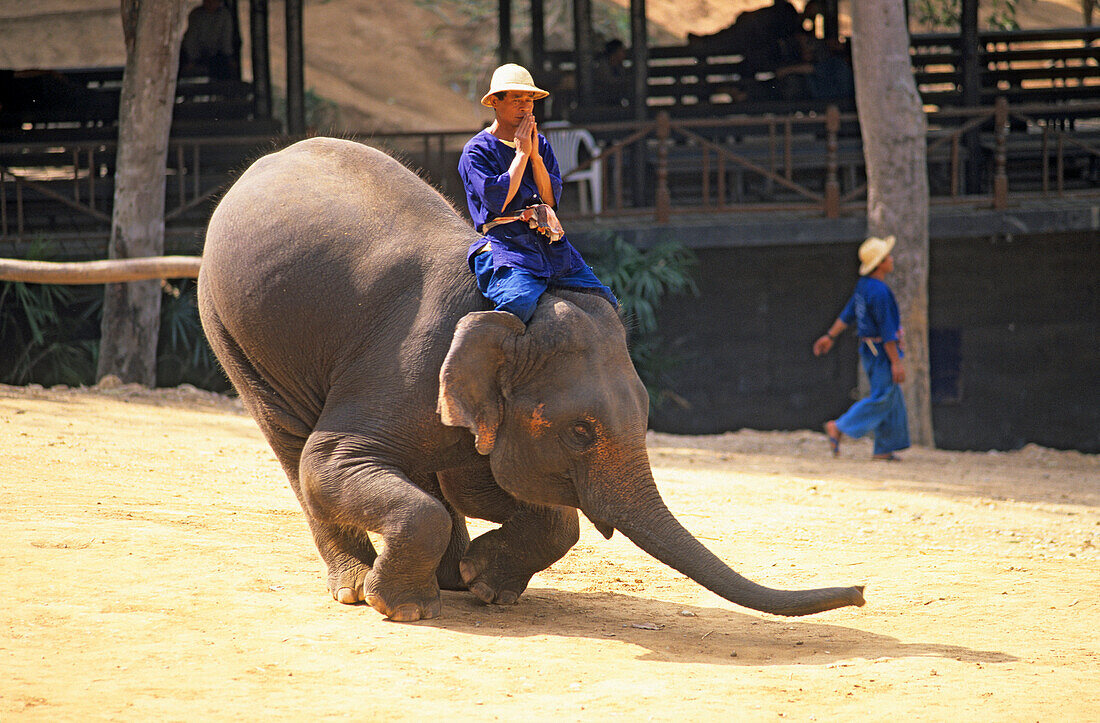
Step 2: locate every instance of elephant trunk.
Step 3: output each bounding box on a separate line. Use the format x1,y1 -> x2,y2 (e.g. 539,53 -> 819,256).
584,477 -> 865,617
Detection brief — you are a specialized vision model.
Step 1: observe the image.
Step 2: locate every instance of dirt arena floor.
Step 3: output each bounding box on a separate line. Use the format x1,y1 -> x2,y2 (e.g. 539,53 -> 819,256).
2,382 -> 1097,720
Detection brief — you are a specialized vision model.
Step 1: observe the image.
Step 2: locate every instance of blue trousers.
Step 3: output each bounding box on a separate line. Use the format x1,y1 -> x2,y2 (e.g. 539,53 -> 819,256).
836,343 -> 911,455
472,252 -> 618,324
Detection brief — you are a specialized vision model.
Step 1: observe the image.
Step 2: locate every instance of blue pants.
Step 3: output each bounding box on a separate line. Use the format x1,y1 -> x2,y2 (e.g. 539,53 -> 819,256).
472,252 -> 618,324
835,343 -> 911,455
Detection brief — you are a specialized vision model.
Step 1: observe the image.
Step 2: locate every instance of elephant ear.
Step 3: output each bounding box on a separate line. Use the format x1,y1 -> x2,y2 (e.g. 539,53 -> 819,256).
437,310 -> 526,455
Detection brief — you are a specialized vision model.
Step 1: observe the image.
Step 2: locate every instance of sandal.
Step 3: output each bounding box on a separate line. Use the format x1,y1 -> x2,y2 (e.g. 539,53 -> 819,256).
823,421 -> 841,457
872,453 -> 901,462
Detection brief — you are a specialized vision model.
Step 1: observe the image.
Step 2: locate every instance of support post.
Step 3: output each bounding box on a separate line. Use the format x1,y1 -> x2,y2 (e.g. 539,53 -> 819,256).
250,0 -> 271,118
531,0 -> 545,71
498,0 -> 513,63
825,105 -> 840,218
823,0 -> 839,43
630,0 -> 649,120
960,0 -> 983,193
655,111 -> 671,224
993,97 -> 1008,209
573,0 -> 594,107
285,0 -> 305,135
630,0 -> 649,206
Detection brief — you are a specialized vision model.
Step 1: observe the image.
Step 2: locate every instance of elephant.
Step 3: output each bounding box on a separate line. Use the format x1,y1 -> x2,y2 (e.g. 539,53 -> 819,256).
197,136 -> 865,622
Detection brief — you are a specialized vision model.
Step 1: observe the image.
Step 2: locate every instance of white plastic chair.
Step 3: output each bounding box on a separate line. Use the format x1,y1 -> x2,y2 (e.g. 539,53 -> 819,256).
542,123 -> 603,214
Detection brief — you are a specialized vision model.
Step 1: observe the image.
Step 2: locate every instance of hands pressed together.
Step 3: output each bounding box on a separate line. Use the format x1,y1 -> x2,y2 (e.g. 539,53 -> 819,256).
514,113 -> 539,157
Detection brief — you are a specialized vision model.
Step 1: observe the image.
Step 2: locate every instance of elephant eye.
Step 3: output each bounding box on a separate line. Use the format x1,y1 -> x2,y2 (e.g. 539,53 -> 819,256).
570,421 -> 595,446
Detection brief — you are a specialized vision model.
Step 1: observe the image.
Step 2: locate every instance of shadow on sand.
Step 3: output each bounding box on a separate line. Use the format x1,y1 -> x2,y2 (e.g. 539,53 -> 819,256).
399,587 -> 1019,667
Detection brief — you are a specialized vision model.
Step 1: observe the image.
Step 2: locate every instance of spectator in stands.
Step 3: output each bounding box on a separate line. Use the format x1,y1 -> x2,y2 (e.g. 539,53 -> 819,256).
0,68 -> 114,124
774,33 -> 854,101
180,0 -> 237,80
593,38 -> 631,107
687,0 -> 802,74
801,0 -> 824,34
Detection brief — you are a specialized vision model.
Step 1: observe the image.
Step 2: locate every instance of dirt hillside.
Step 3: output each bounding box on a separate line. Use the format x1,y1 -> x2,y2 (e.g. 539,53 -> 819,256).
0,0 -> 1089,132
2,383 -> 1098,719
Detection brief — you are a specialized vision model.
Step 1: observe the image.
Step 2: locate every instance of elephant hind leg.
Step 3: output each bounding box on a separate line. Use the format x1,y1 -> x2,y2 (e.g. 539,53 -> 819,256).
200,297 -> 374,602
426,472 -> 471,591
300,431 -> 452,621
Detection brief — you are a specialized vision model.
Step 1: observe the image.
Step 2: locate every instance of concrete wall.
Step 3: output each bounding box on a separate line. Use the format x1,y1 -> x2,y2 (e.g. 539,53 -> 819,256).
640,232 -> 1099,452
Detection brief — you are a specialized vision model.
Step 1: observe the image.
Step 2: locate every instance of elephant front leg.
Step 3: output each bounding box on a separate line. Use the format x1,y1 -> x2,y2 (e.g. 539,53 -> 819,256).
462,504 -> 580,605
300,433 -> 452,621
438,464 -> 580,605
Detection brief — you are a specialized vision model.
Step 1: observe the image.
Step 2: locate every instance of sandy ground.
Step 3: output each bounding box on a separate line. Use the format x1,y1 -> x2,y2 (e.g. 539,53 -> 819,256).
1,382 -> 1097,720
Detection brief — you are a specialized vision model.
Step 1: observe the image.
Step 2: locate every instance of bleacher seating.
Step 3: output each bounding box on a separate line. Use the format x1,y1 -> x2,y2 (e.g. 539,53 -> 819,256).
911,27 -> 1100,112
543,26 -> 1099,124
0,65 -> 277,143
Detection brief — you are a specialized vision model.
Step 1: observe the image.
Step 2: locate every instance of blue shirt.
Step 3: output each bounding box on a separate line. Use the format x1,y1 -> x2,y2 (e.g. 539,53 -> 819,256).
839,276 -> 903,352
457,129 -> 587,279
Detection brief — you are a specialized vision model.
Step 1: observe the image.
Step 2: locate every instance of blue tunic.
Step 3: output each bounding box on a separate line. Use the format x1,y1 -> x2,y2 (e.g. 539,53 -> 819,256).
838,276 -> 903,353
457,129 -> 587,278
834,276 -> 910,455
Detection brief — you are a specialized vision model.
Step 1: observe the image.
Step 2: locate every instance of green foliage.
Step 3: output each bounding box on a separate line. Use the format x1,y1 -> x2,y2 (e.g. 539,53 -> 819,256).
0,240 -> 100,387
587,234 -> 697,412
156,279 -> 229,391
914,0 -> 1028,31
0,241 -> 228,391
272,87 -> 341,133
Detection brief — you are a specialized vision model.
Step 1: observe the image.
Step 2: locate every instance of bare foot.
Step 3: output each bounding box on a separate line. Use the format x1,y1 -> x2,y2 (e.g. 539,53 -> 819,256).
824,421 -> 841,456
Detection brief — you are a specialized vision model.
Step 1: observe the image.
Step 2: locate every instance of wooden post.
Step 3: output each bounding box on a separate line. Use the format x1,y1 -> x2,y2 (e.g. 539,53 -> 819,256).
285,0 -> 305,135
72,149 -> 81,205
573,0 -> 594,107
655,111 -> 671,224
993,97 -> 1008,209
1041,124 -> 1050,195
961,0 -> 983,193
630,0 -> 649,120
177,144 -> 186,210
88,148 -> 95,212
498,0 -> 512,63
825,105 -> 840,218
192,144 -> 200,199
823,0 -> 839,43
250,0 -> 271,118
530,0 -> 545,71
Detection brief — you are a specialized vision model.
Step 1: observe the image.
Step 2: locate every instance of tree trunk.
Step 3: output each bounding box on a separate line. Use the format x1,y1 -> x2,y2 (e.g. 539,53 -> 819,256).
96,0 -> 188,386
850,0 -> 934,446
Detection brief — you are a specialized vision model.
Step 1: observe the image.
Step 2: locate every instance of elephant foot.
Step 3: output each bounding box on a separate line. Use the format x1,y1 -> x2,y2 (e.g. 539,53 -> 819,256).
362,569 -> 442,622
327,560 -> 371,605
459,529 -> 534,605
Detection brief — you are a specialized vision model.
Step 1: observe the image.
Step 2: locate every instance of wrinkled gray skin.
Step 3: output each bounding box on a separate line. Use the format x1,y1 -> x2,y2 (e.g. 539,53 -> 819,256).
198,137 -> 865,622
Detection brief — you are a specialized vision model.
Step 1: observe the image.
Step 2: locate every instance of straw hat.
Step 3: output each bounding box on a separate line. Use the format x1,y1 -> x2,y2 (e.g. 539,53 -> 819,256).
858,235 -> 896,275
481,63 -> 549,107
